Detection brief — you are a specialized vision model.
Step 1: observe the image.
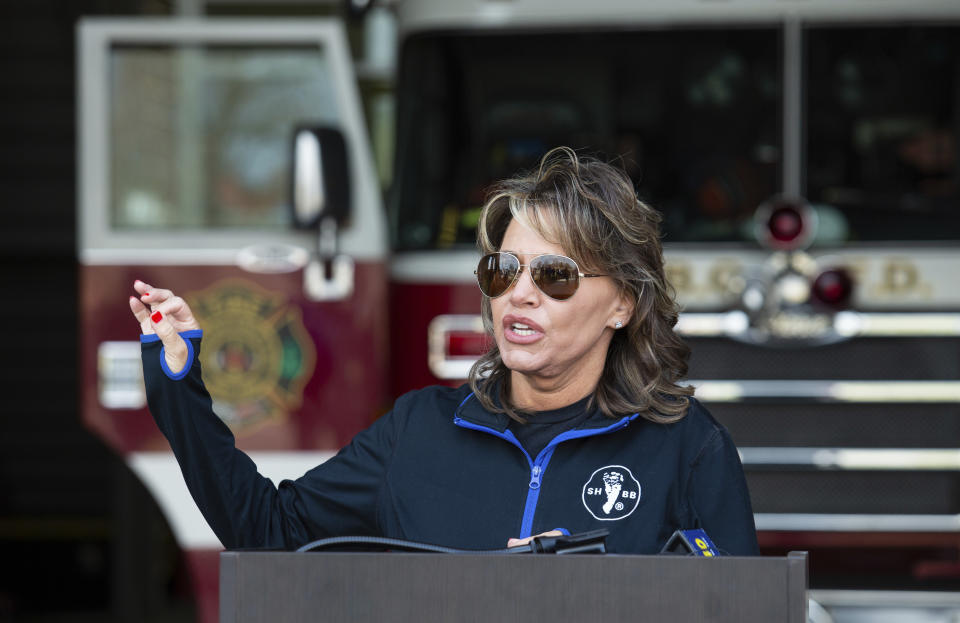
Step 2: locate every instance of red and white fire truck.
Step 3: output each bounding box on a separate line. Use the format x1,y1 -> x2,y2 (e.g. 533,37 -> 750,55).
80,1 -> 960,620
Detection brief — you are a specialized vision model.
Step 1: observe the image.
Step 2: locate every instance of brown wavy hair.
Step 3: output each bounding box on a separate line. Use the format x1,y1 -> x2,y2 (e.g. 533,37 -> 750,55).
468,147 -> 693,423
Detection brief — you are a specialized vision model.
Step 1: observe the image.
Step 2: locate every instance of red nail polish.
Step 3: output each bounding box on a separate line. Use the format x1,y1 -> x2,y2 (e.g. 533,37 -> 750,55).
151,311 -> 163,323
143,292 -> 151,297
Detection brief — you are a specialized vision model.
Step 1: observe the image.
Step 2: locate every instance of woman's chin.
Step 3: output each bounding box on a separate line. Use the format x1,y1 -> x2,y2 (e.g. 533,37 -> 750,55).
500,350 -> 546,376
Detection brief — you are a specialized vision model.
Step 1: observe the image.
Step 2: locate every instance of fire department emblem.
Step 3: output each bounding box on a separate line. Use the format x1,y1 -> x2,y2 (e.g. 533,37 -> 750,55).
582,465 -> 641,521
187,279 -> 315,434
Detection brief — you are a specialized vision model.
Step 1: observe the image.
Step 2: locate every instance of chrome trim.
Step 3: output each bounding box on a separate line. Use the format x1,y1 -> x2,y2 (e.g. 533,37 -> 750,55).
675,311 -> 960,338
740,447 -> 960,470
399,0 -> 960,37
391,251 -> 480,284
427,314 -> 487,380
807,598 -> 833,623
237,244 -> 310,274
833,312 -> 960,337
691,380 -> 960,403
293,129 -> 325,225
809,590 -> 960,608
674,311 -> 750,336
82,244 -> 309,265
754,513 -> 960,532
97,341 -> 146,409
408,308 -> 960,341
782,17 -> 802,197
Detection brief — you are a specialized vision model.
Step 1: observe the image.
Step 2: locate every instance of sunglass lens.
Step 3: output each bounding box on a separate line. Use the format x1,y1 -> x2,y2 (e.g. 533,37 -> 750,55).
477,253 -> 519,298
531,255 -> 579,300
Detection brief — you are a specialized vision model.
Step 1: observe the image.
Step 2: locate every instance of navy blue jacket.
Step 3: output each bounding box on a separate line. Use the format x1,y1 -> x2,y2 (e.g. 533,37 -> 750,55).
142,332 -> 759,555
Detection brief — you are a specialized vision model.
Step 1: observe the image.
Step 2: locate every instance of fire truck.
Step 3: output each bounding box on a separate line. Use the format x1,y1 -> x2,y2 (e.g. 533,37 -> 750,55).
79,1 -> 960,620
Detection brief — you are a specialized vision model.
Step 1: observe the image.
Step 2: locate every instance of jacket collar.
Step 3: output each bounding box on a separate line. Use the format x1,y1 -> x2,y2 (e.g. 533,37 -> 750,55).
454,387 -> 634,433
455,391 -> 512,432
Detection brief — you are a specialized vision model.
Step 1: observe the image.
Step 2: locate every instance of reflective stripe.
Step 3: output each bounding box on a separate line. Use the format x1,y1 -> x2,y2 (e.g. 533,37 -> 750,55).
675,311 -> 960,338
691,380 -> 960,403
755,513 -> 960,532
810,589 -> 960,609
741,447 -> 960,470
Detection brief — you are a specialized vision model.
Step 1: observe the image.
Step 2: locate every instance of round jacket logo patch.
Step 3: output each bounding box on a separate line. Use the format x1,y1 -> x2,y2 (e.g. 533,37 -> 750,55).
581,465 -> 641,521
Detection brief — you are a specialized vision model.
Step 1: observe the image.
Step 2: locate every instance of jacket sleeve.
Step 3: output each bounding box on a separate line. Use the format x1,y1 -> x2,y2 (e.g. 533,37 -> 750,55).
685,425 -> 760,556
142,332 -> 402,550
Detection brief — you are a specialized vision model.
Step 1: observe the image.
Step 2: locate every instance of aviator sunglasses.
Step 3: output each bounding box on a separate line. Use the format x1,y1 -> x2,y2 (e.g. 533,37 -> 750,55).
475,252 -> 606,301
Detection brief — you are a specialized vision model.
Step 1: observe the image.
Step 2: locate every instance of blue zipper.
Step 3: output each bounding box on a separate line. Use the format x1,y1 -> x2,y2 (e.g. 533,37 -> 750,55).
454,394 -> 640,539
518,446 -> 555,537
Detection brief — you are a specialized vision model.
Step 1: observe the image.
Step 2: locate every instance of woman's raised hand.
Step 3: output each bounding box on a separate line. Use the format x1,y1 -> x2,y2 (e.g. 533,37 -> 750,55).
129,280 -> 201,375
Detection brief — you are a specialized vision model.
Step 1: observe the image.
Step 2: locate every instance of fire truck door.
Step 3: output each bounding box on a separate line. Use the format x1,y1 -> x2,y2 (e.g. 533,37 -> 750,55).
77,19 -> 387,557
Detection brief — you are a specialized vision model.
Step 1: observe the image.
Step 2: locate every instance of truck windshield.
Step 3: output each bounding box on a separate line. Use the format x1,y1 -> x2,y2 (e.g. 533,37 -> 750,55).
806,25 -> 960,242
391,25 -> 960,251
391,28 -> 782,251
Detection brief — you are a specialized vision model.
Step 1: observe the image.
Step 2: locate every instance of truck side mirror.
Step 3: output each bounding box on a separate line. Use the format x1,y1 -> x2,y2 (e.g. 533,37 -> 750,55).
291,126 -> 351,229
291,126 -> 355,301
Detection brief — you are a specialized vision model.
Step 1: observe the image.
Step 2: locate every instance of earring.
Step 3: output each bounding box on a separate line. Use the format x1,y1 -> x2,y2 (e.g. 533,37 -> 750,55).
614,320 -> 623,329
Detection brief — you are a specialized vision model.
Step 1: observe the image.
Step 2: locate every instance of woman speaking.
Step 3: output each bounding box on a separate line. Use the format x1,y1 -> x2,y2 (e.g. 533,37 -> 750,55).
129,147 -> 758,555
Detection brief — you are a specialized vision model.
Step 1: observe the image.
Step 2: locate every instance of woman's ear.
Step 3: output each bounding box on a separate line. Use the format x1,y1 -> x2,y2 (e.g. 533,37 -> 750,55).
612,287 -> 636,327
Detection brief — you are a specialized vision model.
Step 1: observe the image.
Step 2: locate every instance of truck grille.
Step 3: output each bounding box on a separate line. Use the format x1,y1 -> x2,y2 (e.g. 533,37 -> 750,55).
689,337 -> 960,381
686,335 -> 960,529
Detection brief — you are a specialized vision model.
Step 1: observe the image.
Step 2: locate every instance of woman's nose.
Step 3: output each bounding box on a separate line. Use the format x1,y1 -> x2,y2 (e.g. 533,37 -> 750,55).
508,266 -> 541,305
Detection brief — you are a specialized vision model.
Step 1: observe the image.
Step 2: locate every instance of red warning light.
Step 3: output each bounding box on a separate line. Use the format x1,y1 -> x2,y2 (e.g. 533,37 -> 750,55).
768,206 -> 804,243
755,197 -> 816,250
811,269 -> 853,308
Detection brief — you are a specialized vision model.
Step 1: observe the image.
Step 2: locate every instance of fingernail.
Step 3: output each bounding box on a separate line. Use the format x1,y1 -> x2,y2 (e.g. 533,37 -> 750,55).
151,311 -> 163,323
129,296 -> 136,301
142,292 -> 151,297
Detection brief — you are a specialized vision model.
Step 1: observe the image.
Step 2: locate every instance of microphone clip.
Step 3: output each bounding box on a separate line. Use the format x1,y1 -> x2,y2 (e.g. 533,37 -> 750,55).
661,529 -> 721,557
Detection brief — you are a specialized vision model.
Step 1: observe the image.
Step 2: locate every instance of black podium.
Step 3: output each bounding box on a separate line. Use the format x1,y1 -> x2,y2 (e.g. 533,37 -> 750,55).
220,551 -> 807,622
